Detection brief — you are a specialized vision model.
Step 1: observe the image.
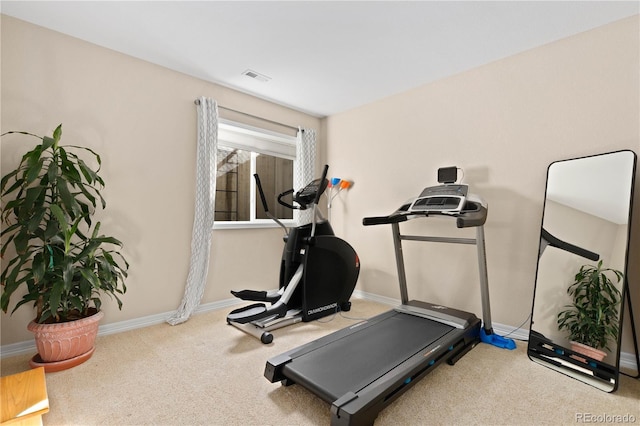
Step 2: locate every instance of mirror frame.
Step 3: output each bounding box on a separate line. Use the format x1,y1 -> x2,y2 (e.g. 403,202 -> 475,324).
527,149 -> 637,392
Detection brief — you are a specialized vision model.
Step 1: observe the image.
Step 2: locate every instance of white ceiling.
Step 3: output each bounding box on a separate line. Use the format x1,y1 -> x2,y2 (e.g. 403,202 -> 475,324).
2,1 -> 639,117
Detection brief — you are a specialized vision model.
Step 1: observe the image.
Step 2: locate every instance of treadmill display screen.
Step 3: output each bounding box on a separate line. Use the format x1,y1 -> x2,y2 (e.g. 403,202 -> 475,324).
409,185 -> 468,213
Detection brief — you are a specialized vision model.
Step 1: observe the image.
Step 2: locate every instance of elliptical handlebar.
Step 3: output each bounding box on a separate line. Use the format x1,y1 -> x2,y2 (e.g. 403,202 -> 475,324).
253,173 -> 288,233
254,173 -> 270,213
277,189 -> 296,210
313,165 -> 330,206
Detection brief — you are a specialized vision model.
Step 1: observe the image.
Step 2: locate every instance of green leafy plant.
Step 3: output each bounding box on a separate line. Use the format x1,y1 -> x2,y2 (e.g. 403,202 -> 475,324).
1,124 -> 128,323
557,260 -> 623,351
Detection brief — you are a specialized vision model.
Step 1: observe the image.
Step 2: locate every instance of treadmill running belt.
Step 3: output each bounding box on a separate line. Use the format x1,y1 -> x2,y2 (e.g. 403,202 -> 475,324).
282,311 -> 454,401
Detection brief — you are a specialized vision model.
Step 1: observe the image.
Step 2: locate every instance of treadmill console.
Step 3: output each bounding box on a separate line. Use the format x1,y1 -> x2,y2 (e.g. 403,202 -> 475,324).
409,184 -> 468,213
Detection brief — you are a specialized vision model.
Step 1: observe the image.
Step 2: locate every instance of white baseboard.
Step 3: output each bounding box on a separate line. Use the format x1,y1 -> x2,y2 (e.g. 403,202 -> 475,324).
0,298 -> 242,359
2,292 -> 638,373
620,351 -> 639,373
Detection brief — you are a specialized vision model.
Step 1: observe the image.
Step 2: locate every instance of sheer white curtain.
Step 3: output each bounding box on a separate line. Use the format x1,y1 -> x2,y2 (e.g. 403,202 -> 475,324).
167,97 -> 218,325
294,128 -> 317,225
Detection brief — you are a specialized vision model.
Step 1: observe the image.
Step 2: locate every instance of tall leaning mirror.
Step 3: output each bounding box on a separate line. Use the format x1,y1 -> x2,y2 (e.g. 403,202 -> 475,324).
528,150 -> 637,392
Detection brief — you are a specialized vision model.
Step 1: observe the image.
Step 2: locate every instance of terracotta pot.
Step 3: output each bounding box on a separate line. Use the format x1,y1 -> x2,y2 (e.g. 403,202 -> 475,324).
27,311 -> 104,363
570,341 -> 607,362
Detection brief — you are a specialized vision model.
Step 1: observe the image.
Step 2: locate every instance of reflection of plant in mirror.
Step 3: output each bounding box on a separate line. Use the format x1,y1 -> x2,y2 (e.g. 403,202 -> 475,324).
557,260 -> 623,352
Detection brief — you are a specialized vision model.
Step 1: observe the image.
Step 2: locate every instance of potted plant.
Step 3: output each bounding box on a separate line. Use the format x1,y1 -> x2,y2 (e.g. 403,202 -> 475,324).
1,124 -> 128,371
557,260 -> 623,362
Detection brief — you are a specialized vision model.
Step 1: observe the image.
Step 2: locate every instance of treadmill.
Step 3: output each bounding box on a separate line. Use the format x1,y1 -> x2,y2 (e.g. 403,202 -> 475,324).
265,167 -> 497,426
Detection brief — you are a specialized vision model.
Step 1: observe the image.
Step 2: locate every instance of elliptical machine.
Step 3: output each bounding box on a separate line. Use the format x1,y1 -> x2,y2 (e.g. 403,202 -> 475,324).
227,165 -> 359,344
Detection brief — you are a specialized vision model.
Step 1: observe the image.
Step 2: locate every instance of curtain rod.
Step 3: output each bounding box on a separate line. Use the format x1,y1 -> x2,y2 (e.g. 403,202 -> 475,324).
194,99 -> 301,132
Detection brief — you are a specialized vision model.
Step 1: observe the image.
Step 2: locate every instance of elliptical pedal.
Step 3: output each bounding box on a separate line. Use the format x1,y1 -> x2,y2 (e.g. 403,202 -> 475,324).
227,303 -> 288,324
230,289 -> 281,303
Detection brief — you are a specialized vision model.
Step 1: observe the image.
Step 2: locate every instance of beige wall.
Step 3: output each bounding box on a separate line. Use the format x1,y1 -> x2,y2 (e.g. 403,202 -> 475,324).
0,15 -> 320,345
325,16 -> 639,353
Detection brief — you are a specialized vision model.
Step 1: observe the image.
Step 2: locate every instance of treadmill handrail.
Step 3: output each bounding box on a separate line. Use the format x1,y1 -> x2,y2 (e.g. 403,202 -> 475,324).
362,213 -> 409,226
363,202 -> 487,229
540,228 -> 599,261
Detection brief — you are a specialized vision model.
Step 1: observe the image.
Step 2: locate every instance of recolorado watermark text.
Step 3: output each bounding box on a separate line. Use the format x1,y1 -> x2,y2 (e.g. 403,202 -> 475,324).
576,413 -> 637,423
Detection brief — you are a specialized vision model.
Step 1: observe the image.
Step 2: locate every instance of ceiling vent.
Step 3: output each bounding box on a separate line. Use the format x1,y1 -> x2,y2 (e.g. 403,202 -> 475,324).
242,69 -> 271,83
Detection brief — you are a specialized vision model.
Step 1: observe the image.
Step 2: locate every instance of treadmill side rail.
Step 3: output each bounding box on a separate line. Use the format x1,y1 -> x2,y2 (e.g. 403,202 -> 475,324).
395,301 -> 472,329
264,353 -> 293,383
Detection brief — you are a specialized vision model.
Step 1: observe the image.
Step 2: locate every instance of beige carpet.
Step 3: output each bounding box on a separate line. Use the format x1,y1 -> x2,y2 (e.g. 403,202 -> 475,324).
2,298 -> 639,426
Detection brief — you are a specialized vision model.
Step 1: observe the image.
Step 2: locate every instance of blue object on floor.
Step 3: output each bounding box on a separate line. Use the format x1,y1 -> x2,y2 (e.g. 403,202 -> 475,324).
480,328 -> 516,350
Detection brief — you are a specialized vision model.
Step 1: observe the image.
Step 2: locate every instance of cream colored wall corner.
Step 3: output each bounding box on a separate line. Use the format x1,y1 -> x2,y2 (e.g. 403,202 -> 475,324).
324,16 -> 640,353
0,15 -> 320,345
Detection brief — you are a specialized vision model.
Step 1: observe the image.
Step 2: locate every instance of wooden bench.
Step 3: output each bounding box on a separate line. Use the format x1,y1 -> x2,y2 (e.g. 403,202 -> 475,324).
1,367 -> 49,426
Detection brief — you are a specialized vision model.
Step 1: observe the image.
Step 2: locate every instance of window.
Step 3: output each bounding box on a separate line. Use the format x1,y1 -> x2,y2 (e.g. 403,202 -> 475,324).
214,120 -> 297,229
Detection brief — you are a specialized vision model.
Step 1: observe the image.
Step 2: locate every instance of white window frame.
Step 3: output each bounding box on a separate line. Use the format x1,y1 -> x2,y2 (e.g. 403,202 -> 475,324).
213,119 -> 297,230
